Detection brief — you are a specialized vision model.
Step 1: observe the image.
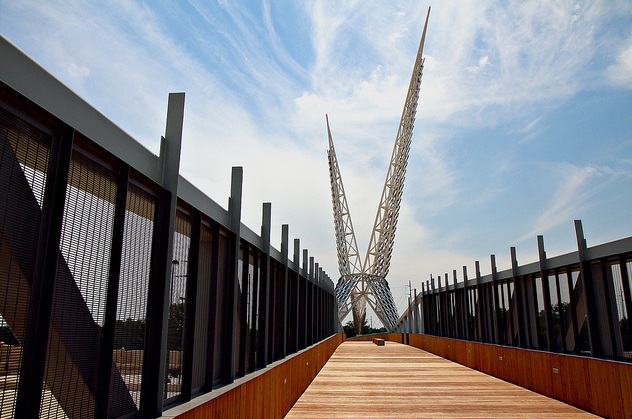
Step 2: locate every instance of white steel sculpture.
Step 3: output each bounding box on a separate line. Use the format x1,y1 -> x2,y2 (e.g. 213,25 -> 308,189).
328,8 -> 430,334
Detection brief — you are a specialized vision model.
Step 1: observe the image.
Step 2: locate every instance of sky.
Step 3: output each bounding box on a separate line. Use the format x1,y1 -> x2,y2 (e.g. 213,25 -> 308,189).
2,0 -> 632,324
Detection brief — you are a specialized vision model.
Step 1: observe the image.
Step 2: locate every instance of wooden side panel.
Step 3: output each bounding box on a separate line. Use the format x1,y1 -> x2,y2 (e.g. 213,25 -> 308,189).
439,336 -> 448,358
477,344 -> 493,376
416,333 -> 424,348
514,347 -> 530,389
488,345 -> 499,378
212,387 -> 240,418
408,333 -> 416,347
451,339 -> 467,365
445,338 -> 453,360
239,374 -> 263,418
620,362 -> 632,419
587,359 -> 624,419
558,355 -> 592,414
262,365 -> 276,417
408,333 -> 421,349
417,334 -> 426,350
404,334 -> 631,418
425,335 -> 434,353
549,353 -> 565,403
465,341 -> 478,369
388,332 -> 402,342
497,347 -> 517,383
347,335 -> 373,341
433,335 -> 446,357
433,336 -> 441,355
172,334 -> 343,418
530,351 -> 554,398
432,335 -> 440,354
231,387 -> 243,418
272,363 -> 283,418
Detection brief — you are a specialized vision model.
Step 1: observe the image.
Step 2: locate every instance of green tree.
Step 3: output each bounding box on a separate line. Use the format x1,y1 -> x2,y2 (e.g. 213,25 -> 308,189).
538,302 -> 569,350
621,317 -> 631,352
113,318 -> 146,350
167,301 -> 185,350
343,320 -> 387,338
343,321 -> 356,338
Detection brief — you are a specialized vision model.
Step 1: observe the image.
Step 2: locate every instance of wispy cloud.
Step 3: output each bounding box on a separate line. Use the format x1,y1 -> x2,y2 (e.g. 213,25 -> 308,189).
1,0 -> 631,302
419,1 -> 607,128
517,116 -> 546,144
520,163 -> 603,241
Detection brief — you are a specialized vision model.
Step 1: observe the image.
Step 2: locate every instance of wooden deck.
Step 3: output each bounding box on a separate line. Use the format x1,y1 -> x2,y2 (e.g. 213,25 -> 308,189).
285,341 -> 598,418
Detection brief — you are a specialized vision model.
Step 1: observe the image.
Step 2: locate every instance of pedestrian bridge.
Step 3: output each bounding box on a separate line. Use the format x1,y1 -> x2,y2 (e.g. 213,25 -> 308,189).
1,36 -> 631,418
159,334 -> 630,418
287,340 -> 596,418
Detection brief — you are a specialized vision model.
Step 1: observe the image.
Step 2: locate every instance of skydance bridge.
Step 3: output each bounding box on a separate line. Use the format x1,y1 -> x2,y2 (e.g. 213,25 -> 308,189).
328,8 -> 430,335
1,11 -> 632,419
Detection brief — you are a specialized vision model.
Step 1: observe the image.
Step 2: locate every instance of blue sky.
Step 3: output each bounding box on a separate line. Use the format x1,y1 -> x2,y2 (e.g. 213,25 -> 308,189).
2,1 -> 631,319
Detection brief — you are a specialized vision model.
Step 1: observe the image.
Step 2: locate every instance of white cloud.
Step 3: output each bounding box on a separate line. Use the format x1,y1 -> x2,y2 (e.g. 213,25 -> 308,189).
422,2 -> 606,126
285,1 -> 632,289
66,62 -> 91,80
2,0 -> 631,322
466,55 -> 491,73
607,38 -> 632,88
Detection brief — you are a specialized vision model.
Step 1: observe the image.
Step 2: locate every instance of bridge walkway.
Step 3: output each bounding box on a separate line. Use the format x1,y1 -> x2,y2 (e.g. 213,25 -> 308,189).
286,340 -> 597,418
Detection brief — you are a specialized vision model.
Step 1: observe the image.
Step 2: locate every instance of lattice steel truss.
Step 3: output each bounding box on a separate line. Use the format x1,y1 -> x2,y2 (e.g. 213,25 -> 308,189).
329,8 -> 430,333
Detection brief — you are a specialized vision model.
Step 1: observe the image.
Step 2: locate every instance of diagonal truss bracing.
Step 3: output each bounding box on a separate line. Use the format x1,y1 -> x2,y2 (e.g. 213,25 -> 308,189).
329,7 -> 430,333
364,6 -> 430,280
327,115 -> 363,278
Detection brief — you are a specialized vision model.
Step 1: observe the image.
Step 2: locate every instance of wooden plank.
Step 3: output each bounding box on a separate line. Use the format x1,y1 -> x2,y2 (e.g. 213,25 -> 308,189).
550,353 -> 565,406
489,345 -> 500,378
452,339 -> 467,365
286,341 -> 596,418
530,350 -> 554,397
498,347 -> 517,383
240,374 -> 263,418
514,346 -> 530,389
478,343 -> 493,375
558,354 -> 592,414
620,362 -> 632,419
415,333 -> 424,349
587,359 -> 624,419
465,341 -> 478,369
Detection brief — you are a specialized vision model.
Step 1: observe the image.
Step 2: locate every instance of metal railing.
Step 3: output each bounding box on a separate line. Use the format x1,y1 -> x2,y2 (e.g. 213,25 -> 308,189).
395,220 -> 632,362
0,35 -> 337,418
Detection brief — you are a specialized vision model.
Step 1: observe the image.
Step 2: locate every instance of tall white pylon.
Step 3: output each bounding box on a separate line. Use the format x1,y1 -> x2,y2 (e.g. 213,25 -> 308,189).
329,7 -> 430,334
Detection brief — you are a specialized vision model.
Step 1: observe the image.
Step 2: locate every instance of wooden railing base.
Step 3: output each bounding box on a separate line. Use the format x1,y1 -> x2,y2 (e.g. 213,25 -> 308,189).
367,333 -> 631,419
160,334 -> 344,419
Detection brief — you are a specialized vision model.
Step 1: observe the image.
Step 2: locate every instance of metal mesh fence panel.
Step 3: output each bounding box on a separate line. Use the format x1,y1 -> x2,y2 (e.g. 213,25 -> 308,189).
190,223 -> 212,391
212,232 -> 228,385
39,149 -> 117,418
0,107 -> 51,419
164,211 -> 190,402
109,183 -> 156,417
625,260 -> 632,357
248,252 -> 259,372
609,260 -> 631,358
234,246 -> 244,376
556,271 -> 572,352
